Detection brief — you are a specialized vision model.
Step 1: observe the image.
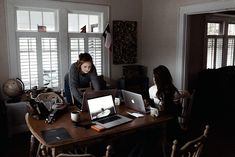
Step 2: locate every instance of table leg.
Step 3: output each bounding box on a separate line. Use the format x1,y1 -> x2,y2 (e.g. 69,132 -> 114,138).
162,123 -> 167,157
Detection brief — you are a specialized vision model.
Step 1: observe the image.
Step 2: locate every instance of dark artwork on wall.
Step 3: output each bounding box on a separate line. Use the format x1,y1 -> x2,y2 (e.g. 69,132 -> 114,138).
112,21 -> 137,64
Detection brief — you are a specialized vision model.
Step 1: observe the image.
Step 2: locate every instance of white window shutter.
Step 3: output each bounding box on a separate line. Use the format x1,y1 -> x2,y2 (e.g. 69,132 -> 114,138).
19,37 -> 38,89
70,38 -> 85,64
41,38 -> 59,88
88,37 -> 102,75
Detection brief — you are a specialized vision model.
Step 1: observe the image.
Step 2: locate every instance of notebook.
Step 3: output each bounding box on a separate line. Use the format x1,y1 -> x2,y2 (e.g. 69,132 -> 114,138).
81,89 -> 117,112
41,127 -> 72,144
87,94 -> 132,129
122,90 -> 150,114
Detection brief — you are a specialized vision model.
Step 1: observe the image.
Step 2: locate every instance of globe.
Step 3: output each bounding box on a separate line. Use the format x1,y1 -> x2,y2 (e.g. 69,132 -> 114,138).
3,79 -> 24,97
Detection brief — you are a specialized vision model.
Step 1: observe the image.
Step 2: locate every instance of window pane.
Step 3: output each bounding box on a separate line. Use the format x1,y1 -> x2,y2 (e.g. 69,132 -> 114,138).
215,39 -> 223,68
19,37 -> 38,89
41,38 -> 59,88
30,11 -> 42,31
43,12 -> 55,31
207,38 -> 215,68
207,23 -> 220,35
90,15 -> 99,32
70,38 -> 85,64
228,24 -> 235,35
68,13 -> 101,33
88,37 -> 102,75
68,14 -> 79,32
207,38 -> 223,69
79,14 -> 88,32
227,38 -> 235,66
17,10 -> 30,30
17,10 -> 56,32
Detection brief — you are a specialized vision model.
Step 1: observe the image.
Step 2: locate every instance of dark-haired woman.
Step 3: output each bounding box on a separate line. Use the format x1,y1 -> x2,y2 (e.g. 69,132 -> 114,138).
64,53 -> 101,109
121,65 -> 183,157
149,65 -> 183,156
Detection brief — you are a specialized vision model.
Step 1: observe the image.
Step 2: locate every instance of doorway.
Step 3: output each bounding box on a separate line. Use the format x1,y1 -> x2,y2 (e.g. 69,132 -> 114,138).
177,0 -> 235,90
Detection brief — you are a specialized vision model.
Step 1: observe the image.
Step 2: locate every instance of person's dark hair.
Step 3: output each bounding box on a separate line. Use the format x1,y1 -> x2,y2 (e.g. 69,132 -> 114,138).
153,65 -> 179,108
76,53 -> 95,72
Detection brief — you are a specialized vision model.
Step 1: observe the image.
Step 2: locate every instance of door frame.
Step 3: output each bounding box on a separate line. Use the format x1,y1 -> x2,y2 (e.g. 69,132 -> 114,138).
176,0 -> 235,89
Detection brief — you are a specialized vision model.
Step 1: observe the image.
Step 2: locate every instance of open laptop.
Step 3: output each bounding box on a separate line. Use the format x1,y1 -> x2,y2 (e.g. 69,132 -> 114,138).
122,90 -> 150,114
80,89 -> 117,112
87,94 -> 132,129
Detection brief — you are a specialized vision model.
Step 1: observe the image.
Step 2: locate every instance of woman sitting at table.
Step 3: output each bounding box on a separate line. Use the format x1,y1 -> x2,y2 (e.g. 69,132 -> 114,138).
112,65 -> 183,157
64,53 -> 101,109
149,65 -> 182,115
148,65 -> 183,156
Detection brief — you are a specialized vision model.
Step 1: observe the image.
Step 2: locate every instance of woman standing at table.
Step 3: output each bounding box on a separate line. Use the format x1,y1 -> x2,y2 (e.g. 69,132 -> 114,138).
64,53 -> 101,109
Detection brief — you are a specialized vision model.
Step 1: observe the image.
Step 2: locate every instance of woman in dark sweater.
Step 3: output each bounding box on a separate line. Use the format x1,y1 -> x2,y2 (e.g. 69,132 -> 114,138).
115,65 -> 183,157
64,53 -> 101,109
151,65 -> 182,156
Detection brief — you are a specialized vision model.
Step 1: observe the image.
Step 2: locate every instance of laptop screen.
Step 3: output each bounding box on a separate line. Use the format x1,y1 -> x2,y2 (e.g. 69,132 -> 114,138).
87,95 -> 116,120
81,89 -> 117,112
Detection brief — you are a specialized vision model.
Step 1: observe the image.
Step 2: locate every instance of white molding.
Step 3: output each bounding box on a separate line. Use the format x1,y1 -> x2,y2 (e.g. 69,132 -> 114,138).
176,0 -> 235,89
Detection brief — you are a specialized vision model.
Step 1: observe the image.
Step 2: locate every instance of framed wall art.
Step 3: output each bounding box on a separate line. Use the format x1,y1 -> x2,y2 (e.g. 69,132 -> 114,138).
112,21 -> 137,64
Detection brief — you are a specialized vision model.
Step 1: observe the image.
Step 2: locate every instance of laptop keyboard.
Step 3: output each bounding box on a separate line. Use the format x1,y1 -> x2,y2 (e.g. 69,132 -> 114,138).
97,115 -> 121,124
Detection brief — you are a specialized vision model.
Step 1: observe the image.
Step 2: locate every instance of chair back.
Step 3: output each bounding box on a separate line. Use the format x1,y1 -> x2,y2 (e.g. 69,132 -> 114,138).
56,154 -> 95,157
56,145 -> 112,157
178,90 -> 194,130
171,125 -> 209,157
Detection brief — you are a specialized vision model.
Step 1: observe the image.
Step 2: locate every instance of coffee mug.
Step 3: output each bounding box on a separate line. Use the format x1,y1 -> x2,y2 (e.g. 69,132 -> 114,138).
114,97 -> 121,106
150,107 -> 159,117
71,111 -> 80,122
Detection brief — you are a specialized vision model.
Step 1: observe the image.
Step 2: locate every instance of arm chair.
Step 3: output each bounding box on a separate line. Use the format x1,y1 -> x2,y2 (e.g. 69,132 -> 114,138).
170,125 -> 210,157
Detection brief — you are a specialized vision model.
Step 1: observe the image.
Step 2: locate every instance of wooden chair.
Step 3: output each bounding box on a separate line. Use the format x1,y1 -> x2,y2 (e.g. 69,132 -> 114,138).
56,153 -> 95,157
56,145 -> 112,157
170,125 -> 209,157
178,90 -> 194,131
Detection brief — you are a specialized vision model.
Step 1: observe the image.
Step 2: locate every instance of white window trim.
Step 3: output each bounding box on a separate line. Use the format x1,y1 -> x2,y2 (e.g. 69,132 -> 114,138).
5,0 -> 110,89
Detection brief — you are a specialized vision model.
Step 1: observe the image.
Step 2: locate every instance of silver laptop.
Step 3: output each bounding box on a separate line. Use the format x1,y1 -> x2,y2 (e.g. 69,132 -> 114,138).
122,90 -> 150,114
81,89 -> 117,112
87,94 -> 132,129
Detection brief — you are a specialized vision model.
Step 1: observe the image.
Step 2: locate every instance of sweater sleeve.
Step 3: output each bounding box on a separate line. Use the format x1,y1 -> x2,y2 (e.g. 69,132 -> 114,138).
90,67 -> 101,91
69,63 -> 83,104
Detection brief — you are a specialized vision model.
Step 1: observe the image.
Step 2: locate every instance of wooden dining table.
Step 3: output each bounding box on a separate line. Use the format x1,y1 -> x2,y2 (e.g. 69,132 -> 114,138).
25,104 -> 173,157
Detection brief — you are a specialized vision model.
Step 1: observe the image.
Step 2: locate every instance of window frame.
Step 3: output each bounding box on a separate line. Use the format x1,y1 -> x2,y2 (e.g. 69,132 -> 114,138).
16,8 -> 59,32
68,11 -> 103,33
204,14 -> 235,69
6,0 -> 110,89
16,32 -> 60,89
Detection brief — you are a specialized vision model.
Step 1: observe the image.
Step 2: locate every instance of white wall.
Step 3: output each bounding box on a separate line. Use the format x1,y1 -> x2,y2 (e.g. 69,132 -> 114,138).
0,0 -> 8,87
141,0 -> 232,88
109,0 -> 142,85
